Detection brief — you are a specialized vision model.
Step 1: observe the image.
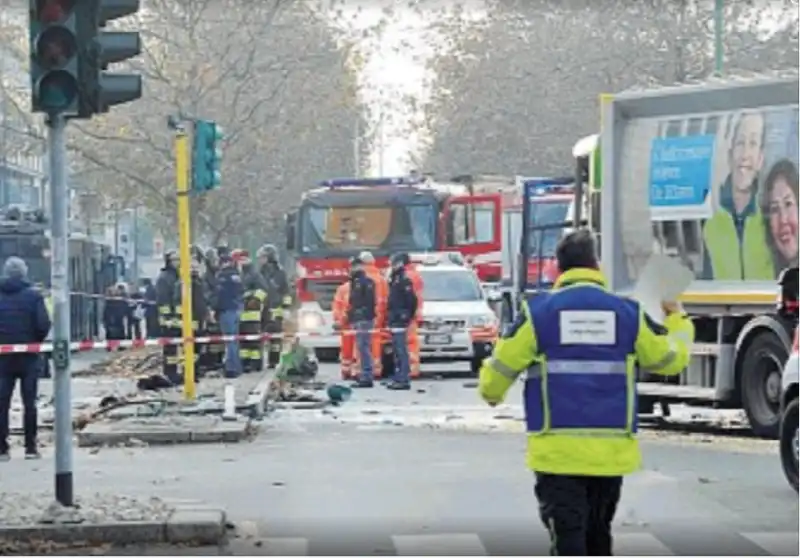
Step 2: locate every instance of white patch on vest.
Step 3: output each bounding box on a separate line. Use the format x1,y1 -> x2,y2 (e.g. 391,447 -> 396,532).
559,310 -> 616,345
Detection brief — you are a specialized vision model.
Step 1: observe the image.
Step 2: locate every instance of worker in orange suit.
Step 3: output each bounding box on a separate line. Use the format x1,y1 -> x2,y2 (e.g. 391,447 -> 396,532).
403,254 -> 423,379
358,251 -> 387,379
332,278 -> 353,380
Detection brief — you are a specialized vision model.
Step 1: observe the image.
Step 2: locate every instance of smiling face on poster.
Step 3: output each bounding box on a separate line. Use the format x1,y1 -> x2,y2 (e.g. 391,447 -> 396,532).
643,105 -> 799,282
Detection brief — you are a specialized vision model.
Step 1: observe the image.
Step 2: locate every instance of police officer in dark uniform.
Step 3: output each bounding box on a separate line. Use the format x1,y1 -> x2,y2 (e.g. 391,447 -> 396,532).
239,256 -> 267,372
257,244 -> 291,369
155,251 -> 180,382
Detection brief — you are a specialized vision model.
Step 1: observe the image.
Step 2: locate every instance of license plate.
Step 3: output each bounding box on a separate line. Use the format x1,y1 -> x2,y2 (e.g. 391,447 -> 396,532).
426,334 -> 452,345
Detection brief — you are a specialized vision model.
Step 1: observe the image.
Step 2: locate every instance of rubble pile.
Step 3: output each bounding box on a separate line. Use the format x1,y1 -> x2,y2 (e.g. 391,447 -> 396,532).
76,348 -> 162,379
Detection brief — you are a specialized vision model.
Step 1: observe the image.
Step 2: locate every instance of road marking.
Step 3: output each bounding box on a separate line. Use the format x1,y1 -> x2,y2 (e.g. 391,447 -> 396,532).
614,533 -> 675,556
741,532 -> 800,556
391,533 -> 488,556
257,537 -> 310,555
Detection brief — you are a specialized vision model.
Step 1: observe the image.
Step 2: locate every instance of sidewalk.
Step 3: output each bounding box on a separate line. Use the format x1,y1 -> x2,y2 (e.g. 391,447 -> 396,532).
8,351 -> 276,449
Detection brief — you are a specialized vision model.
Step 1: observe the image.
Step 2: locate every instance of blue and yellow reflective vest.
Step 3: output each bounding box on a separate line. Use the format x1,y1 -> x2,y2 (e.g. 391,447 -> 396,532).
479,267 -> 695,477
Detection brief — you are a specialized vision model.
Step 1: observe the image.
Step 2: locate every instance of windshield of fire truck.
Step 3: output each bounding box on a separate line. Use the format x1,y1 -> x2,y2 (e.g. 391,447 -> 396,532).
299,202 -> 437,256
528,200 -> 570,259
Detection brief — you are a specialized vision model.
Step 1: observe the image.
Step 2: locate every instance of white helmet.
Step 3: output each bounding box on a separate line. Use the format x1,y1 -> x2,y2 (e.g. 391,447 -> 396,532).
359,251 -> 375,264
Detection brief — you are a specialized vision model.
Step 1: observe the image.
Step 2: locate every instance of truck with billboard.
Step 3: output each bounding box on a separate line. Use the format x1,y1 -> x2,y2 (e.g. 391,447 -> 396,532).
571,75 -> 799,438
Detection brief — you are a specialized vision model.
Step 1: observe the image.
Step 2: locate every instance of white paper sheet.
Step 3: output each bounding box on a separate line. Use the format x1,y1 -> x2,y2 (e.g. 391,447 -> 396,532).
632,254 -> 695,323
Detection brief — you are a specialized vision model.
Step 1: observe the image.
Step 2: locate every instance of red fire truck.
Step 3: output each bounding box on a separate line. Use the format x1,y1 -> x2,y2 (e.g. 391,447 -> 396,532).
283,175 -> 502,359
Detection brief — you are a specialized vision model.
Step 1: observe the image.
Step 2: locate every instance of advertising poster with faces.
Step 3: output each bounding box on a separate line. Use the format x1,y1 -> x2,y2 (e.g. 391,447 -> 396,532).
645,106 -> 799,281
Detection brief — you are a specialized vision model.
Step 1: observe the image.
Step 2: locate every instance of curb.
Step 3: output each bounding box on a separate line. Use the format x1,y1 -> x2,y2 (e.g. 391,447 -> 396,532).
75,419 -> 250,447
0,505 -> 227,546
244,367 -> 277,418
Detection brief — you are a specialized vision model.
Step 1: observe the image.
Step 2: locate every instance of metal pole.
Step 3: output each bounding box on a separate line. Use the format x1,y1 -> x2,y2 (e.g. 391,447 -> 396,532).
132,207 -> 139,282
377,107 -> 385,176
175,127 -> 196,400
353,117 -> 360,178
714,0 -> 724,76
48,114 -> 73,506
113,205 -> 119,255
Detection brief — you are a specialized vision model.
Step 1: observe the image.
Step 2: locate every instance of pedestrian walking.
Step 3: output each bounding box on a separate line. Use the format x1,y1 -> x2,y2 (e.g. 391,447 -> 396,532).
385,253 -> 418,391
478,230 -> 695,556
214,253 -> 244,378
348,256 -> 377,388
0,257 -> 51,461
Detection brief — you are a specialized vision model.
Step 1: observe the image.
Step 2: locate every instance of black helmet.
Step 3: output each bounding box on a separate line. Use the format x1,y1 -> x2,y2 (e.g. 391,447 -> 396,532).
164,250 -> 177,266
258,244 -> 279,261
350,255 -> 363,266
390,252 -> 409,267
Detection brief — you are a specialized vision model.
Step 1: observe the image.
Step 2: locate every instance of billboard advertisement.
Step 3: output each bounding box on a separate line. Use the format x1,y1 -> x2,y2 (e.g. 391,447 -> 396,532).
642,105 -> 799,281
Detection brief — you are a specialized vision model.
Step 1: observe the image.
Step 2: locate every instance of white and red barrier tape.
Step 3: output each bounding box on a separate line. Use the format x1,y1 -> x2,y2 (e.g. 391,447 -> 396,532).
0,327 -> 498,354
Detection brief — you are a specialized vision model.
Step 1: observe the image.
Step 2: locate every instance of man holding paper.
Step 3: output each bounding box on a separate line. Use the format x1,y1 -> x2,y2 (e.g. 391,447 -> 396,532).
478,230 -> 694,556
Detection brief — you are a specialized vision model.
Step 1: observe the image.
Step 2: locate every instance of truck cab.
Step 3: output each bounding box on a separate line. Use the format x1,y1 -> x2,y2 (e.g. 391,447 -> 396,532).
284,176 -> 502,359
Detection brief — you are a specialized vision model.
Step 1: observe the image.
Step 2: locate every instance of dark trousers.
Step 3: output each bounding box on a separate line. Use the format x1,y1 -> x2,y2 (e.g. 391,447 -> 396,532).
162,325 -> 182,384
0,366 -> 39,453
128,319 -> 142,340
534,473 -> 623,556
265,317 -> 282,369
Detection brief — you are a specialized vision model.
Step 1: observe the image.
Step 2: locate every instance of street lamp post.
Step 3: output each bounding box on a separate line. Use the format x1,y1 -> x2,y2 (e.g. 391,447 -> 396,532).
714,0 -> 724,76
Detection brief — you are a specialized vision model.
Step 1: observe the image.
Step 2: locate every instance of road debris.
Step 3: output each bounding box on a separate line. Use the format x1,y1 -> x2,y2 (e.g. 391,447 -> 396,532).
0,491 -> 174,527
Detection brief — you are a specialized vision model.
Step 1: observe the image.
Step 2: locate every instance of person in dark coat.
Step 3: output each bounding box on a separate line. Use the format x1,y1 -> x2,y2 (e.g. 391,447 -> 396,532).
214,255 -> 244,378
385,253 -> 418,391
103,285 -> 128,348
173,262 -> 210,381
140,278 -> 158,338
257,244 -> 291,369
156,252 -> 180,379
348,256 -> 377,388
202,249 -> 223,370
0,257 -> 51,460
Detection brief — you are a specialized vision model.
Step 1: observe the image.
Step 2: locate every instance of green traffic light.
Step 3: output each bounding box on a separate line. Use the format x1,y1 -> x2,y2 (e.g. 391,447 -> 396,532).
37,70 -> 78,111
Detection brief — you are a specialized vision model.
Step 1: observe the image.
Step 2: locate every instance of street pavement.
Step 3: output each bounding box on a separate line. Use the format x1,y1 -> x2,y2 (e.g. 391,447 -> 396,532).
2,359 -> 796,555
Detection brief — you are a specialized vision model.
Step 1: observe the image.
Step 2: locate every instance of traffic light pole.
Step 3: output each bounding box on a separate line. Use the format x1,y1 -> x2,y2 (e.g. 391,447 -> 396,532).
174,125 -> 196,401
47,114 -> 74,507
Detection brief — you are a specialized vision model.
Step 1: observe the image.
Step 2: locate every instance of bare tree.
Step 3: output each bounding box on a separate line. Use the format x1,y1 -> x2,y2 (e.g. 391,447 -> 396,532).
423,0 -> 799,176
69,0 -> 360,245
0,0 -> 361,246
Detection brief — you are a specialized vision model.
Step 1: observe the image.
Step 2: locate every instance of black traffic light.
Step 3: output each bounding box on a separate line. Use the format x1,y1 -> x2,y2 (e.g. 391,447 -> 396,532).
78,0 -> 142,118
29,0 -> 80,115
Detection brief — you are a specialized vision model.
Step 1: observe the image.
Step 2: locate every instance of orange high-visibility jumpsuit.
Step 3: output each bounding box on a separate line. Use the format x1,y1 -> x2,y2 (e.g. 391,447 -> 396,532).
357,263 -> 387,379
332,281 -> 354,380
406,263 -> 423,378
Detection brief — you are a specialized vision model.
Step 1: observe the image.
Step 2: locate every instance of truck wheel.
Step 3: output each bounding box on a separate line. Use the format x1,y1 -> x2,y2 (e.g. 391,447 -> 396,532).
780,398 -> 799,492
638,396 -> 655,415
740,331 -> 787,439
